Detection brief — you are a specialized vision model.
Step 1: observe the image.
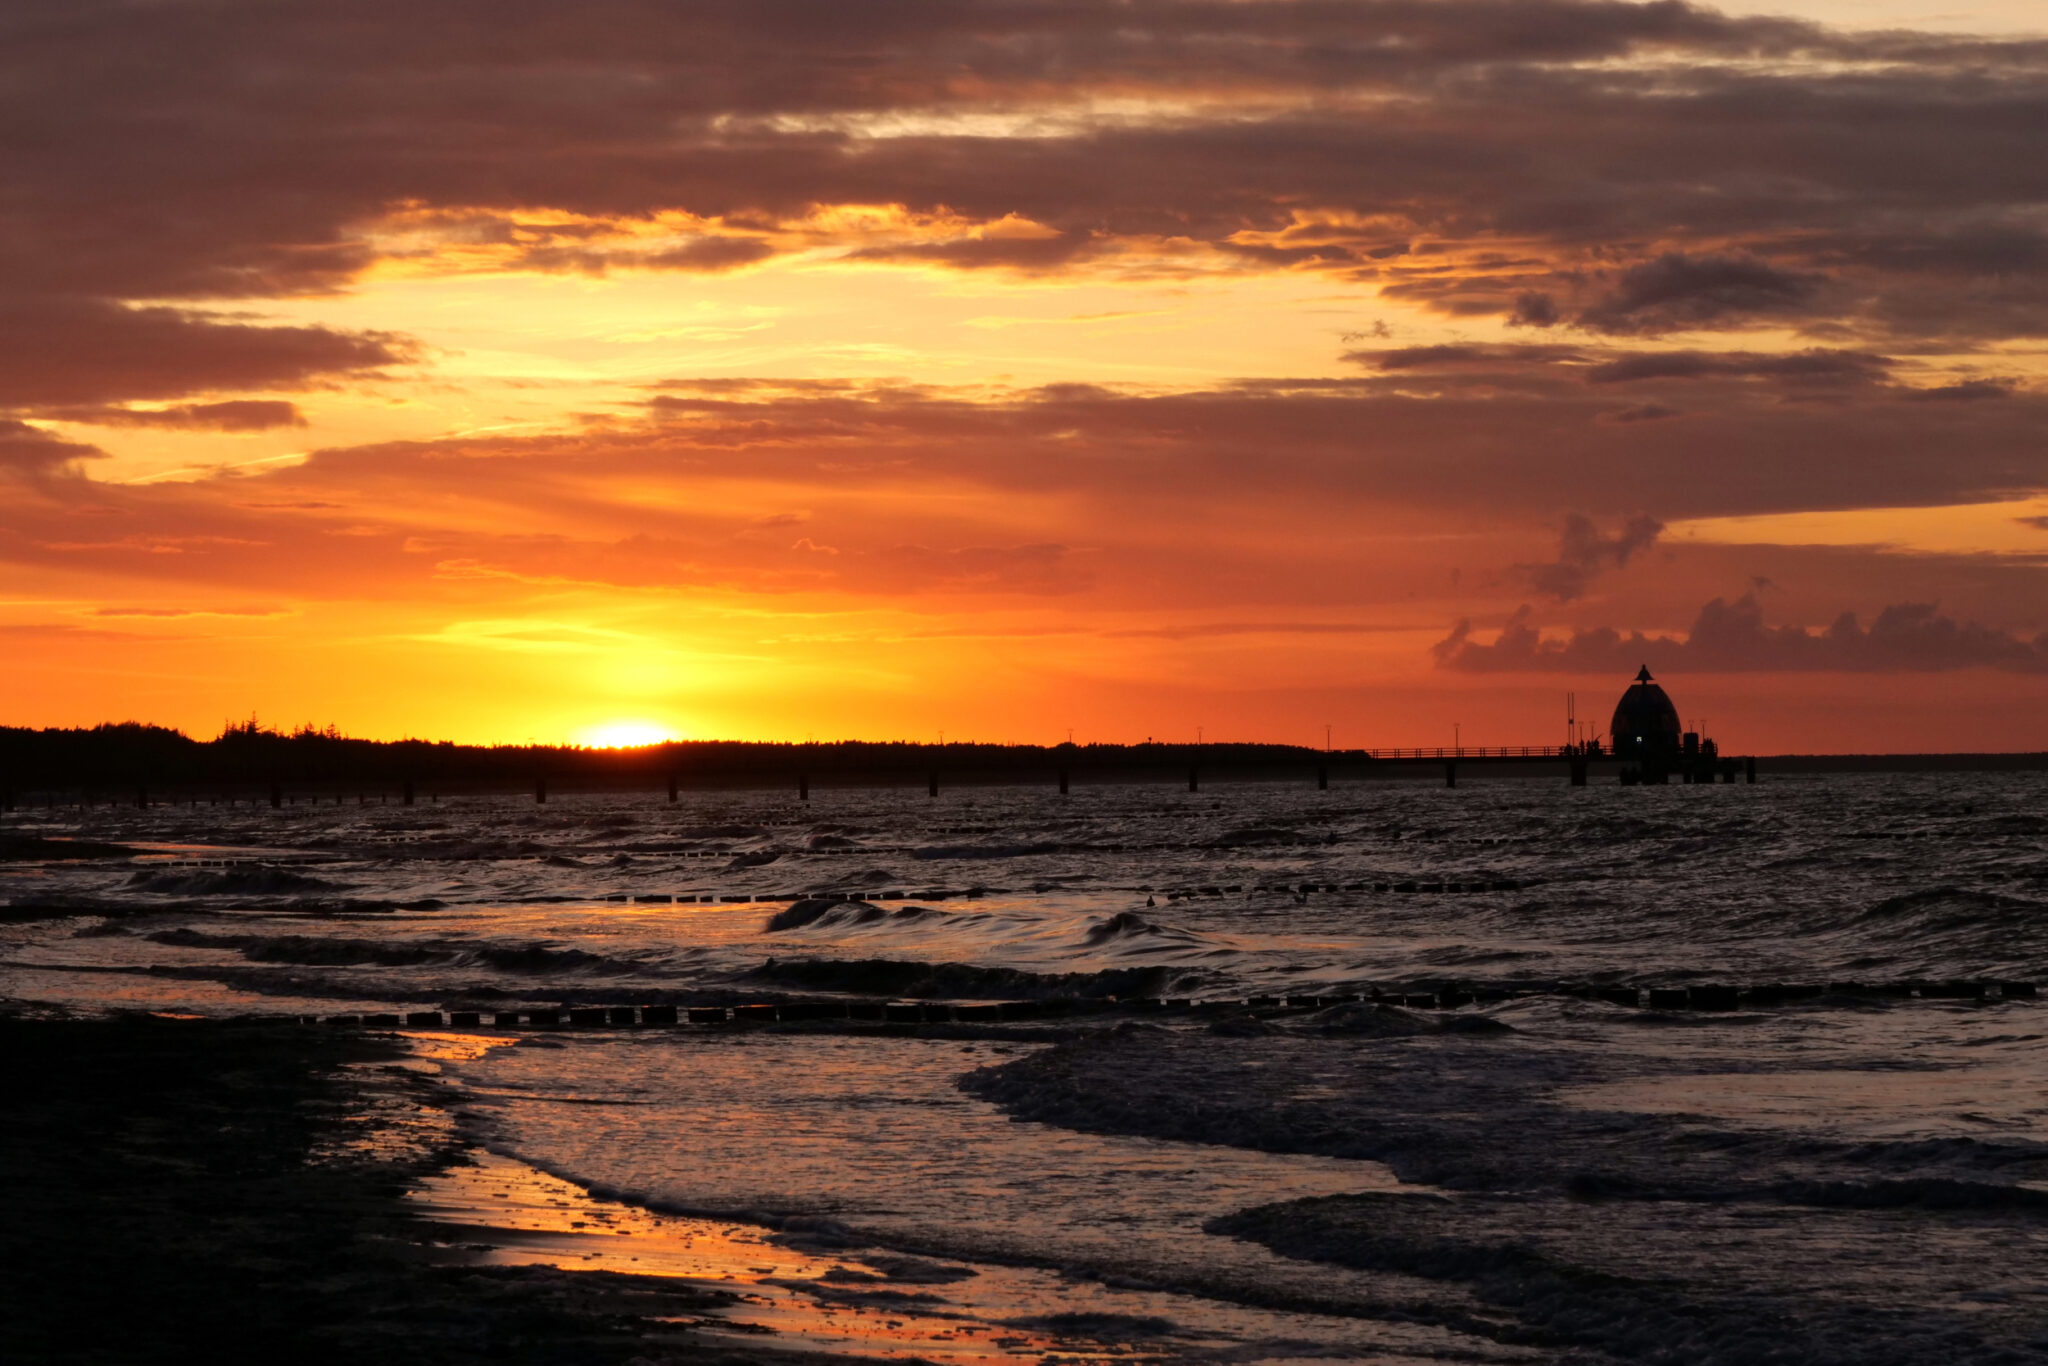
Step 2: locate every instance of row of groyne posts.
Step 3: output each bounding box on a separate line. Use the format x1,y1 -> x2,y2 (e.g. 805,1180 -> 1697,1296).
298,977 -> 2036,1032
0,748 -> 1759,810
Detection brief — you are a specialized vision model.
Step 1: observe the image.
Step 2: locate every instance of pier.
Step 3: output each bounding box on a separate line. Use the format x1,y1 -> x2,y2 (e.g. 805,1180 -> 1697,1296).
0,742 -> 1753,809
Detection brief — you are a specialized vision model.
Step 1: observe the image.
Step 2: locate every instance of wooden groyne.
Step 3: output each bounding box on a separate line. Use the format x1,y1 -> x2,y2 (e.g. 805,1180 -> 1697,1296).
300,978 -> 2038,1033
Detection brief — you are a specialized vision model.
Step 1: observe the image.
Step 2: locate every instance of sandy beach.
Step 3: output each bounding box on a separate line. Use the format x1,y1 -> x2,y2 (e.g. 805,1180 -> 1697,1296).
0,1014 -> 896,1366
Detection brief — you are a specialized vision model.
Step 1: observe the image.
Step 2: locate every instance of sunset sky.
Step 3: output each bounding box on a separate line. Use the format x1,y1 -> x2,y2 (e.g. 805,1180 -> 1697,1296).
7,0 -> 2048,752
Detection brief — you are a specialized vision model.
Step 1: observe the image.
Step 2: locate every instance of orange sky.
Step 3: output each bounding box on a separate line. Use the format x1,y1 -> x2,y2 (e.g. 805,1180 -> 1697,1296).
5,1 -> 2048,752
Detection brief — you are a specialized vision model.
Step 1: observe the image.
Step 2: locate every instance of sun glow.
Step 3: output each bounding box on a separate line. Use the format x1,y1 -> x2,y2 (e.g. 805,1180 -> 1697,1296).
576,720 -> 679,749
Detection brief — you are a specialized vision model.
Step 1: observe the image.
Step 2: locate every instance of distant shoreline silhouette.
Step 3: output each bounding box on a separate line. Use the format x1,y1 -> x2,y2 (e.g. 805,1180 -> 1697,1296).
3,720 -> 2047,800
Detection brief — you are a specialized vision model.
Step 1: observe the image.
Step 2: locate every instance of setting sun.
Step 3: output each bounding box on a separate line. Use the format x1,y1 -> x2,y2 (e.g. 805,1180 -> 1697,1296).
576,720 -> 679,750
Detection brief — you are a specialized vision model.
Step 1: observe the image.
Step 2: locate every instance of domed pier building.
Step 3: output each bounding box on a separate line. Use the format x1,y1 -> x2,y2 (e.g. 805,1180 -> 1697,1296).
1610,665 -> 1682,759
1604,665 -> 1737,783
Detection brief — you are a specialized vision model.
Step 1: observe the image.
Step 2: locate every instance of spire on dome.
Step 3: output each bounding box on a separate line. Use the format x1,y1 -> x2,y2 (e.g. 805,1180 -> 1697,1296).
1635,665 -> 1654,683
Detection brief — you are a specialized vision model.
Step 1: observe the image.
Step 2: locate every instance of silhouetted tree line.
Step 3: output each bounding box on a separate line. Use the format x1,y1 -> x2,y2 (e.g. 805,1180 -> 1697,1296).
0,719 -> 1332,795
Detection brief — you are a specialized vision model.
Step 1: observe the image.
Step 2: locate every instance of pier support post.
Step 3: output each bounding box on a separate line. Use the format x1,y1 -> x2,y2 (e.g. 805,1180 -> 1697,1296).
136,786 -> 148,810
1445,760 -> 1457,788
1317,766 -> 1328,790
928,771 -> 939,798
1188,766 -> 1199,793
535,775 -> 547,804
270,782 -> 283,810
798,772 -> 809,801
667,774 -> 678,803
402,778 -> 415,807
1745,757 -> 1756,784
1570,756 -> 1587,787
1058,769 -> 1069,795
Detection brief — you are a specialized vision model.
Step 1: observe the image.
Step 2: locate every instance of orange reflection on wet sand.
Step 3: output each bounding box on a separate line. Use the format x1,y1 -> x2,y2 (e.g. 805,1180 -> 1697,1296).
409,1152 -> 1142,1363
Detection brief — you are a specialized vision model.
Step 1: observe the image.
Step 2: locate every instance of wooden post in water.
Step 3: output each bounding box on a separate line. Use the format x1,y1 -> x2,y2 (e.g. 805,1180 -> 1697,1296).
535,775 -> 547,804
667,774 -> 678,803
1058,768 -> 1069,795
270,782 -> 283,809
1745,757 -> 1757,784
798,772 -> 809,801
928,771 -> 939,798
402,778 -> 415,807
1317,766 -> 1328,790
1188,766 -> 1199,793
1445,760 -> 1457,788
1570,755 -> 1588,787
136,786 -> 148,810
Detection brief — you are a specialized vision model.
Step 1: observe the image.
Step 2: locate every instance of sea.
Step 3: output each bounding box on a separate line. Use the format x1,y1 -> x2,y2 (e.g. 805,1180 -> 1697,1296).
5,772 -> 2046,1364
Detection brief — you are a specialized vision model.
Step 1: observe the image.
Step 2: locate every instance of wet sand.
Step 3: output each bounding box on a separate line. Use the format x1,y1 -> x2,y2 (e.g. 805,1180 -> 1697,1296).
0,1014 -> 875,1366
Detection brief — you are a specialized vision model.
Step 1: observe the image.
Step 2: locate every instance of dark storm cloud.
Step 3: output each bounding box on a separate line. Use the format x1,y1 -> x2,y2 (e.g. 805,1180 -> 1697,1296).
1435,595 -> 2048,672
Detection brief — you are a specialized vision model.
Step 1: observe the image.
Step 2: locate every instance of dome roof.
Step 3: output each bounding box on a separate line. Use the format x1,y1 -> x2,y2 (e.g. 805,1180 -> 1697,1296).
1609,665 -> 1681,756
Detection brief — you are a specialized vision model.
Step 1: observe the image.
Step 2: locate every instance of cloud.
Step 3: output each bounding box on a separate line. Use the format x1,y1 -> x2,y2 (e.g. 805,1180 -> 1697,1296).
640,237 -> 777,272
845,231 -> 1098,272
509,236 -> 777,275
1575,254 -> 1821,335
1517,512 -> 1663,601
0,299 -> 409,409
1585,349 -> 1891,386
37,400 -> 307,431
1600,403 -> 1679,424
1900,378 -> 2017,402
1348,341 -> 2013,406
1435,594 -> 2048,673
1360,344 -> 1585,371
0,419 -> 105,481
1508,291 -> 1562,328
0,0 -> 2042,429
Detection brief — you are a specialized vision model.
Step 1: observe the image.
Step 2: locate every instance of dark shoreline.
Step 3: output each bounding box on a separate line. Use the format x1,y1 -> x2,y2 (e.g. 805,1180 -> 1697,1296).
15,715 -> 2048,807
0,1014 -> 845,1366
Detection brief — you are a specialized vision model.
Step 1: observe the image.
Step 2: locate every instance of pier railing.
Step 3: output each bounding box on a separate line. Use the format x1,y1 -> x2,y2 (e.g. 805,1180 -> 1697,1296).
1361,745 -> 1576,759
